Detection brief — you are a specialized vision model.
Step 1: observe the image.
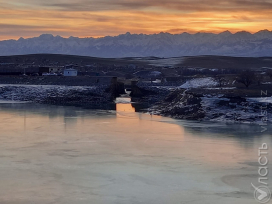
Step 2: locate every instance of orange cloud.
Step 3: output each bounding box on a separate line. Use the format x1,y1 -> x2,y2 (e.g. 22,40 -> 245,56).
0,0 -> 272,40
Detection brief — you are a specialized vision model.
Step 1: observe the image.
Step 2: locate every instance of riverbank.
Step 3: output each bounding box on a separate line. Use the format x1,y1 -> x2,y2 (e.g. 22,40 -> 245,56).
150,89 -> 272,124
0,82 -> 271,124
0,84 -> 113,109
0,75 -> 113,86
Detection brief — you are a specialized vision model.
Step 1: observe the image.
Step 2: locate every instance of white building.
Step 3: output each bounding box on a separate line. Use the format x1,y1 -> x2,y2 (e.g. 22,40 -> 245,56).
63,68 -> 77,76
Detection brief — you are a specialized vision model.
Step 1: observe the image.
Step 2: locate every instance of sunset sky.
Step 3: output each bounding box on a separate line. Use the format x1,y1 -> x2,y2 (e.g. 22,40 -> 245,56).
1,0 -> 272,40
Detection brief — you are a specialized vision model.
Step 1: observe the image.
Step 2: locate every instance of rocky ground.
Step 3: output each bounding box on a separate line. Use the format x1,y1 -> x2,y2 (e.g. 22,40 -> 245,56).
150,89 -> 205,120
0,85 -> 113,109
150,88 -> 272,124
147,77 -> 272,123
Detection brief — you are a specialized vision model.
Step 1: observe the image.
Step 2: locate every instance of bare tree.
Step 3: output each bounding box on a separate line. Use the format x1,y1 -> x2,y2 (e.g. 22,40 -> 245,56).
237,70 -> 256,88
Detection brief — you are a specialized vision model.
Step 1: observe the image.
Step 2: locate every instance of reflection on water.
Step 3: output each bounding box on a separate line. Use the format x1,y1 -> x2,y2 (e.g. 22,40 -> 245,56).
115,97 -> 136,112
116,103 -> 135,112
115,97 -> 148,113
0,102 -> 271,160
0,102 -> 272,204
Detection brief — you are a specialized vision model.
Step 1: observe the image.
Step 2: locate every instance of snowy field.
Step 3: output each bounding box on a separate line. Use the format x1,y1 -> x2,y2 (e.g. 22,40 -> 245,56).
0,84 -> 100,102
247,97 -> 272,104
0,84 -> 95,90
180,77 -> 218,89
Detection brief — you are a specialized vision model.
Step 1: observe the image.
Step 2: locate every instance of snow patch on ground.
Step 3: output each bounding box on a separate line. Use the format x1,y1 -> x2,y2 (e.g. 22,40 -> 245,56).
200,96 -> 272,124
180,77 -> 218,89
0,100 -> 30,104
205,87 -> 236,90
0,84 -> 95,90
0,84 -> 103,102
247,97 -> 272,104
115,97 -> 132,104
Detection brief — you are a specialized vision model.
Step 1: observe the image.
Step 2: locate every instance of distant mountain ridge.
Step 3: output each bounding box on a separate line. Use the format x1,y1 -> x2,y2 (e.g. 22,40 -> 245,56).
1,30 -> 272,57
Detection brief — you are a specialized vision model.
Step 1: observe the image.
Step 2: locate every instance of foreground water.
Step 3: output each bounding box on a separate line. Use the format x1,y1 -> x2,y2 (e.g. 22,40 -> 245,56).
0,102 -> 271,204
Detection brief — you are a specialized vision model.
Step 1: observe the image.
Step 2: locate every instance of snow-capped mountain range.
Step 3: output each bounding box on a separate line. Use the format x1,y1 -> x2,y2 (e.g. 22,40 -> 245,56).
1,30 -> 272,57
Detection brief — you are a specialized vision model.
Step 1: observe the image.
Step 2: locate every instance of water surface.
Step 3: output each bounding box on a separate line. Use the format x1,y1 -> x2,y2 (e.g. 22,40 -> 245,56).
0,102 -> 271,204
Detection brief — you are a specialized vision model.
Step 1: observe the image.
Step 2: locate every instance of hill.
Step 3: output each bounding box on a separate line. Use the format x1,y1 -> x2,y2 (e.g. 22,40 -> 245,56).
1,54 -> 272,70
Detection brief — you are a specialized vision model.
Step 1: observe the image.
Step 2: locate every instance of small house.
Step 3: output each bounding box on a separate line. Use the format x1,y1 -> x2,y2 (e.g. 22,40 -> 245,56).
64,68 -> 78,76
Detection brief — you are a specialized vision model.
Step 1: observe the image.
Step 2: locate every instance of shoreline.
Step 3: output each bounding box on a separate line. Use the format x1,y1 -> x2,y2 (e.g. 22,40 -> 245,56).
0,83 -> 271,125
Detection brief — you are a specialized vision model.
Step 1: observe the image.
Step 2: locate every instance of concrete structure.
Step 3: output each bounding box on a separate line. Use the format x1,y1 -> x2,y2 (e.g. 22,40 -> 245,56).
63,68 -> 78,76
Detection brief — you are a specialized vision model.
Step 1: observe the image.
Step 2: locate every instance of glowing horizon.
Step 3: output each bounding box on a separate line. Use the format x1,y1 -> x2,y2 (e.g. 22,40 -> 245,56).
1,0 -> 272,41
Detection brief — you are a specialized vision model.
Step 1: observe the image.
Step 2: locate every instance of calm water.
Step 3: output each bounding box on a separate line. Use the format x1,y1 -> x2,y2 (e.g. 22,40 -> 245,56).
0,102 -> 271,204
